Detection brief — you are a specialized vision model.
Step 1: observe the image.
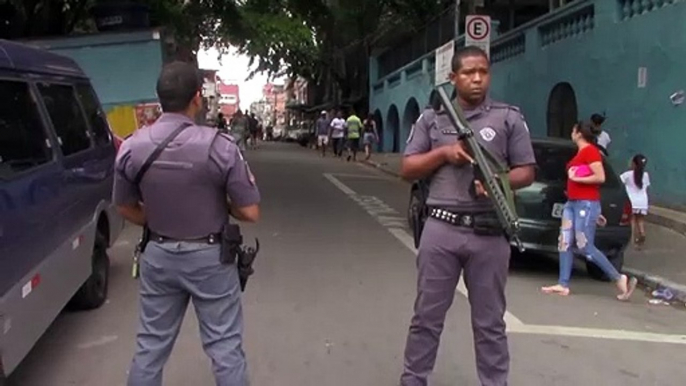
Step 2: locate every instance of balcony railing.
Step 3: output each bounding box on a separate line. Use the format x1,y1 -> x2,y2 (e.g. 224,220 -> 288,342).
491,33 -> 526,64
539,3 -> 595,47
372,0 -> 607,94
619,0 -> 681,20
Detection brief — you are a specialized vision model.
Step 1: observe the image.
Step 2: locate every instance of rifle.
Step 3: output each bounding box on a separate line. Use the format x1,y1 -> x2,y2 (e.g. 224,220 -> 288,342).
436,87 -> 524,252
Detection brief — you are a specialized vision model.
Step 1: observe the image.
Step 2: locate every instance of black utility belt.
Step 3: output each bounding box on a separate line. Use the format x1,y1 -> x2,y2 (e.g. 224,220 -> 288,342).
428,207 -> 504,236
149,230 -> 221,244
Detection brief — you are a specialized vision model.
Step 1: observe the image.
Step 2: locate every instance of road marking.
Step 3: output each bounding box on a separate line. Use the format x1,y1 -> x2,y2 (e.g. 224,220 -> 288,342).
509,325 -> 686,345
324,173 -> 356,196
325,172 -> 686,344
387,227 -> 524,327
325,173 -> 523,327
327,172 -> 393,180
77,335 -> 118,349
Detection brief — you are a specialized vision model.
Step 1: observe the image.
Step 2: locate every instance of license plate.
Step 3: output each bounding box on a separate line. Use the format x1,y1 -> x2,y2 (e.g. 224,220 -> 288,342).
551,203 -> 565,219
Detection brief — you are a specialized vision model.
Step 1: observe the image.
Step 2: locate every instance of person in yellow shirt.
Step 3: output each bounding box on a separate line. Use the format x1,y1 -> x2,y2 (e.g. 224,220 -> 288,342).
345,110 -> 362,162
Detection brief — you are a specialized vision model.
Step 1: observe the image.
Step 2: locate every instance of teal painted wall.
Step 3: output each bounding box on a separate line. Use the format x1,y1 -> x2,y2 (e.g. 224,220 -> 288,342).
370,0 -> 686,207
27,30 -> 164,110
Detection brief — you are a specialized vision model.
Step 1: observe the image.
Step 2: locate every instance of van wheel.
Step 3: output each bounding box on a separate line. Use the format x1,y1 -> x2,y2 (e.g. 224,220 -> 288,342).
586,250 -> 624,282
70,232 -> 110,310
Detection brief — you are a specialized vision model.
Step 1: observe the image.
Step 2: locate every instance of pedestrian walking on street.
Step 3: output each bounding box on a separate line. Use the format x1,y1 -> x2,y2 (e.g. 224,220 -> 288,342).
114,61 -> 261,386
248,112 -> 260,149
620,154 -> 650,249
315,110 -> 330,156
541,121 -> 637,300
362,115 -> 379,160
345,109 -> 362,162
399,46 -> 537,386
329,110 -> 346,158
216,112 -> 228,134
231,110 -> 249,152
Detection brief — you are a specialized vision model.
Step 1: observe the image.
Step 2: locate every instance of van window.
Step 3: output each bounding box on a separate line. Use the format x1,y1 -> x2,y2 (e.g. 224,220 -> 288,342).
75,84 -> 111,147
0,79 -> 52,178
37,83 -> 92,156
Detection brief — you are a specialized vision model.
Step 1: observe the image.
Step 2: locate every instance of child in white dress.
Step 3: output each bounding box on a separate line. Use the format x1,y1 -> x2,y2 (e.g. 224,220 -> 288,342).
620,154 -> 650,249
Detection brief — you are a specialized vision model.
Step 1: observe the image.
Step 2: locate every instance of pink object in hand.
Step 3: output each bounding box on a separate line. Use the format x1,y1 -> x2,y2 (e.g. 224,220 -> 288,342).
573,164 -> 593,177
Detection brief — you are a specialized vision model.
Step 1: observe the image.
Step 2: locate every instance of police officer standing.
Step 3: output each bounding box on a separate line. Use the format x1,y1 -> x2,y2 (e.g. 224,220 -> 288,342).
399,46 -> 536,386
114,61 -> 260,386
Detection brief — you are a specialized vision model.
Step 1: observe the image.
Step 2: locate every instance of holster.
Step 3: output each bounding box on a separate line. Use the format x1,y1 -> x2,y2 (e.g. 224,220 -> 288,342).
411,200 -> 428,249
220,223 -> 243,265
138,226 -> 151,253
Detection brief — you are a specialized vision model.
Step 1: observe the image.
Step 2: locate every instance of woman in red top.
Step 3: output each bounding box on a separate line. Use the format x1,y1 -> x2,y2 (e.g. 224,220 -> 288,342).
542,122 -> 637,300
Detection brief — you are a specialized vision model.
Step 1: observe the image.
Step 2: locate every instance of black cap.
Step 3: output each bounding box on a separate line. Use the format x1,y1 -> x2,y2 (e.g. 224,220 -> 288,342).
156,61 -> 202,112
590,113 -> 606,125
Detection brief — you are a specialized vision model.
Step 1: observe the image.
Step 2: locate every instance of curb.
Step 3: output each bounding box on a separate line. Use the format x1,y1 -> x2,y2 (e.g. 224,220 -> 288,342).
646,212 -> 686,238
362,160 -> 403,179
623,267 -> 686,305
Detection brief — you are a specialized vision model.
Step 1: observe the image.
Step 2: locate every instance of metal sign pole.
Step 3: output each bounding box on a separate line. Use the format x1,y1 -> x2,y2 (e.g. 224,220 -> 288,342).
454,0 -> 462,38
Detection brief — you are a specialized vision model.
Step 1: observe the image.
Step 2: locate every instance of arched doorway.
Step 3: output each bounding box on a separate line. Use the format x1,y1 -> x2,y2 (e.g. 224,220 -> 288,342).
402,98 -> 420,152
387,105 -> 400,152
373,109 -> 383,152
547,82 -> 578,139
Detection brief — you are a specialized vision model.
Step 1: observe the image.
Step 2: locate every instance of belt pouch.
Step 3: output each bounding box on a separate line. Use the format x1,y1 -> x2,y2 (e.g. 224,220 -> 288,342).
472,215 -> 504,236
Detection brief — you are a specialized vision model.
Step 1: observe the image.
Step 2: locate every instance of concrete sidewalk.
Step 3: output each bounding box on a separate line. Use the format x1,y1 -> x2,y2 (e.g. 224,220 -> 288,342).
362,152 -> 686,304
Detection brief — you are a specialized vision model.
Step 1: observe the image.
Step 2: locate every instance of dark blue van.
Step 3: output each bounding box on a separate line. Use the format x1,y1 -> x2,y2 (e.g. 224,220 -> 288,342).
0,39 -> 123,379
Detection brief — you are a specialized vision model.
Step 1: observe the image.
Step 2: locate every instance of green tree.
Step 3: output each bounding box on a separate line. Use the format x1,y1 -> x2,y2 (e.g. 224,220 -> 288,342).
223,0 -> 456,102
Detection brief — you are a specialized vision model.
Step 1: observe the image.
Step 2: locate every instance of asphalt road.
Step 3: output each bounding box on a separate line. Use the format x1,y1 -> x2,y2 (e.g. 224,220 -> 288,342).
8,142 -> 686,386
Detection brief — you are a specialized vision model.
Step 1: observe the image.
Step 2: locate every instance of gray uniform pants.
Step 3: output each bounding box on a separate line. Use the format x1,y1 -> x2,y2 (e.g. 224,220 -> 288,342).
401,218 -> 511,386
127,241 -> 248,386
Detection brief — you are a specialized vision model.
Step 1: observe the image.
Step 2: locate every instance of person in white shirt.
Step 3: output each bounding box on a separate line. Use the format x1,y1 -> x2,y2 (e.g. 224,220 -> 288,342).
591,113 -> 611,155
329,110 -> 346,158
620,154 -> 650,249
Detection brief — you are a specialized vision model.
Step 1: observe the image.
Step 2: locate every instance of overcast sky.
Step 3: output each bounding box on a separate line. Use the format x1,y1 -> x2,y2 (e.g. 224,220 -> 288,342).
197,47 -> 284,111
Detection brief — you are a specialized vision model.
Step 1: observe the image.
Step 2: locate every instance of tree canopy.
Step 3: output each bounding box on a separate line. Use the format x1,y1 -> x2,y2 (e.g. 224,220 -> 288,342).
0,0 -> 456,100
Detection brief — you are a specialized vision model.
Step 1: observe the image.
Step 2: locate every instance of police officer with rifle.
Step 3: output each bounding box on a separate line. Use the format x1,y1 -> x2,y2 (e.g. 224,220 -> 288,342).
114,61 -> 260,386
400,46 -> 536,386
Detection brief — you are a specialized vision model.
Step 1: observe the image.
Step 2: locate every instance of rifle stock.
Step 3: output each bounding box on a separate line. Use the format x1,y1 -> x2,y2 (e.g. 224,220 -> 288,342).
436,87 -> 524,252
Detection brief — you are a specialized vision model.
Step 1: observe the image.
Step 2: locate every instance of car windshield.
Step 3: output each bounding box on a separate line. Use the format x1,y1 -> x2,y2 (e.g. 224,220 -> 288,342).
533,143 -> 620,188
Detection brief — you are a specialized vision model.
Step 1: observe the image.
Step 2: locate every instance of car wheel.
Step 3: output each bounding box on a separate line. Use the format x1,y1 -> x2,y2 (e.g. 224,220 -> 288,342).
586,249 -> 624,282
69,231 -> 110,310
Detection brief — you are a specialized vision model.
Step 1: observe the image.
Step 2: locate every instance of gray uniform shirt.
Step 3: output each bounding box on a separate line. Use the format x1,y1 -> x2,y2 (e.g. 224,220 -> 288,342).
113,113 -> 260,239
404,98 -> 535,212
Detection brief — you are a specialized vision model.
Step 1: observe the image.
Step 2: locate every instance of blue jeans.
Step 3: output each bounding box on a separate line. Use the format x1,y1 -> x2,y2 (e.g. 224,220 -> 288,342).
558,200 -> 621,287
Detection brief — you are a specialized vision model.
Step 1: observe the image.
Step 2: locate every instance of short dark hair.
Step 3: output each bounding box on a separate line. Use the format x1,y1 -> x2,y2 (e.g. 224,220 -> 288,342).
590,113 -> 605,126
156,61 -> 202,113
451,45 -> 490,71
